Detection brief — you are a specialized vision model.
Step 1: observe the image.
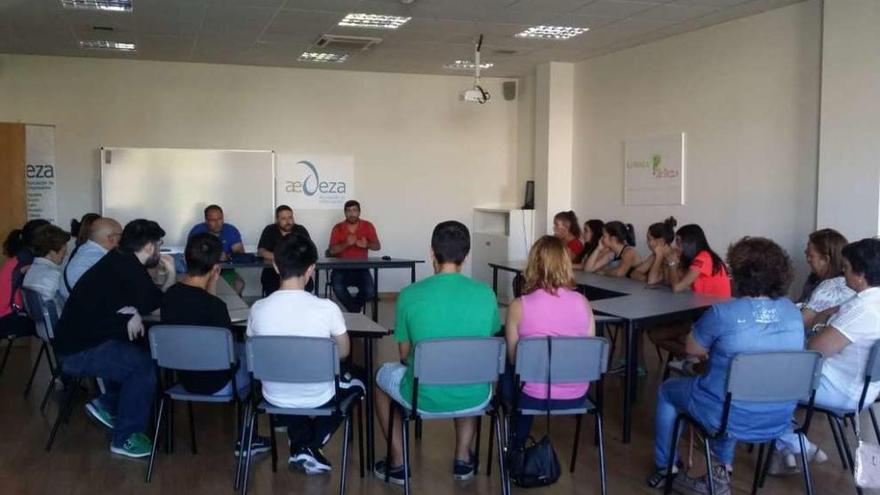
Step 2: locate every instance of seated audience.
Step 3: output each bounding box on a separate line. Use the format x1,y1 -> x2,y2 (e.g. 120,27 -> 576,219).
799,229 -> 854,331
247,233 -> 363,474
773,238 -> 880,472
60,217 -> 123,299
373,221 -> 500,484
0,219 -> 48,340
328,200 -> 381,313
629,217 -> 677,284
257,204 -> 311,296
552,211 -> 584,261
22,225 -> 71,313
573,219 -> 604,269
648,237 -> 804,494
189,204 -> 245,294
583,221 -> 640,276
503,235 -> 595,448
70,213 -> 100,248
55,219 -> 176,458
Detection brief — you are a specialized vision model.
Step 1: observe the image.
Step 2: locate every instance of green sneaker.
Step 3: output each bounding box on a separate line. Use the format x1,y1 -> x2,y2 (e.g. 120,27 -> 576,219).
85,399 -> 115,429
110,433 -> 153,459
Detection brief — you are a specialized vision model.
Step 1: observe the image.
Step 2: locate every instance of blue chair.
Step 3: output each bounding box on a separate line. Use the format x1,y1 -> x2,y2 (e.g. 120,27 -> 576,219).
663,351 -> 824,495
145,325 -> 249,488
239,336 -> 364,495
21,288 -> 61,412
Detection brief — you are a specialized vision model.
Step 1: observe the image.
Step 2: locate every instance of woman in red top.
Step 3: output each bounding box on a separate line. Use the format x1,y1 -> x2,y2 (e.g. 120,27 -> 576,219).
552,211 -> 583,261
664,224 -> 731,297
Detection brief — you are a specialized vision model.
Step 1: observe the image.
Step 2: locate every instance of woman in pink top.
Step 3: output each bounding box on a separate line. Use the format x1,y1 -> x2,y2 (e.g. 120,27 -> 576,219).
504,235 -> 595,448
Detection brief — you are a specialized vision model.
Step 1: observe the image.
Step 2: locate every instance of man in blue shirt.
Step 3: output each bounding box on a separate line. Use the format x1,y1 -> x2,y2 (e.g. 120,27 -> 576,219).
61,217 -> 123,299
189,204 -> 245,294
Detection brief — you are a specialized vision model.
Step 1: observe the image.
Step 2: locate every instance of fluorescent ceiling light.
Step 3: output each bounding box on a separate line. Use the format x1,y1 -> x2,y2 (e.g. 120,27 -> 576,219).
444,60 -> 493,70
298,52 -> 349,63
515,25 -> 588,40
79,40 -> 136,51
338,13 -> 411,29
61,0 -> 133,12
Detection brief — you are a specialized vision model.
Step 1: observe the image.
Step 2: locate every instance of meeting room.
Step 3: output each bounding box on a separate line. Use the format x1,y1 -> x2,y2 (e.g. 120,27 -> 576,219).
1,0 -> 879,494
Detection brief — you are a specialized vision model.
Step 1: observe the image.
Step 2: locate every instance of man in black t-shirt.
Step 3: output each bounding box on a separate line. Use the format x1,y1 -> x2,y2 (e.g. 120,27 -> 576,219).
161,233 -> 269,454
257,205 -> 311,296
56,219 -> 176,459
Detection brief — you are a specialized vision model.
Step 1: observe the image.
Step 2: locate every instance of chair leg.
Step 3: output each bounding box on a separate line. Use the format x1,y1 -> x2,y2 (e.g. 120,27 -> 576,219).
357,400 -> 365,478
166,400 -> 174,454
494,411 -> 510,495
798,433 -> 815,495
402,415 -> 412,495
338,415 -> 352,495
146,396 -> 166,482
834,418 -> 864,495
24,343 -> 46,397
596,412 -> 607,495
240,408 -> 258,495
45,378 -> 79,451
570,414 -> 583,473
234,402 -> 251,491
269,415 -> 278,473
0,337 -> 14,376
384,405 -> 395,483
39,377 -> 55,413
758,440 -> 776,489
828,414 -> 849,469
187,401 -> 198,455
474,416 -> 482,475
663,415 -> 684,495
487,413 -> 495,477
750,443 -> 766,495
703,435 -> 716,495
870,406 -> 880,443
415,417 -> 423,439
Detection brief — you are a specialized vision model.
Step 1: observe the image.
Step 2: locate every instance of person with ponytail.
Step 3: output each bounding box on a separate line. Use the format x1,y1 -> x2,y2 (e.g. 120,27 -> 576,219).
70,213 -> 100,248
583,220 -> 640,277
663,224 -> 731,297
573,219 -> 604,269
552,211 -> 583,261
0,219 -> 47,341
629,217 -> 677,284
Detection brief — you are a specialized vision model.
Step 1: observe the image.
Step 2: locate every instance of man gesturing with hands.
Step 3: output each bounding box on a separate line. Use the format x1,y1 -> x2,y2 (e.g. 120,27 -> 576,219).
55,219 -> 175,459
328,200 -> 381,312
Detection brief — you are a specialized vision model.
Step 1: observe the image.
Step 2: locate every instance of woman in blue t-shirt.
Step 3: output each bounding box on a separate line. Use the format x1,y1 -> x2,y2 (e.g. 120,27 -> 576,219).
647,237 -> 804,494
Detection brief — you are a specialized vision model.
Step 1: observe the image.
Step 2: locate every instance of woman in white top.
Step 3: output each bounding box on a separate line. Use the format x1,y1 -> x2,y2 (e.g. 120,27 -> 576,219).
776,238 -> 880,469
22,225 -> 70,314
799,229 -> 854,330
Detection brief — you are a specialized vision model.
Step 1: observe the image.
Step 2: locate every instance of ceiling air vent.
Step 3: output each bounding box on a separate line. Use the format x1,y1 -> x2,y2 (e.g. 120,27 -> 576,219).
314,34 -> 382,52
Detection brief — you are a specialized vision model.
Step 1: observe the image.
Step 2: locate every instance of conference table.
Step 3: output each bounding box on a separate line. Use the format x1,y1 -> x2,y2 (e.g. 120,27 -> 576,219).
488,260 -> 728,443
146,277 -> 391,467
222,256 -> 424,322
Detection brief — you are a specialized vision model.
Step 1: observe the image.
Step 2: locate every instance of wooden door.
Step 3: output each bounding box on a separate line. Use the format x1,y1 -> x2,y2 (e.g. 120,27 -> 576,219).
0,123 -> 27,262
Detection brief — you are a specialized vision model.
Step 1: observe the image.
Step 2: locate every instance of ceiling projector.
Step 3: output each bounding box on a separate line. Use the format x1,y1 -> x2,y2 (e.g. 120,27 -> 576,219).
459,35 -> 490,104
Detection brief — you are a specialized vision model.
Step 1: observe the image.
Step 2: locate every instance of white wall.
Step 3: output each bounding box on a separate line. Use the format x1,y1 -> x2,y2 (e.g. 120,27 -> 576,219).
816,0 -> 880,240
0,54 -> 526,292
571,0 -> 822,289
534,62 -> 575,235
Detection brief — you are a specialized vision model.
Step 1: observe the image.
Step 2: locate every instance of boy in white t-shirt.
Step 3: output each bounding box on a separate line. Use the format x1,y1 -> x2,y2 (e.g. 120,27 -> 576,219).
247,233 -> 363,475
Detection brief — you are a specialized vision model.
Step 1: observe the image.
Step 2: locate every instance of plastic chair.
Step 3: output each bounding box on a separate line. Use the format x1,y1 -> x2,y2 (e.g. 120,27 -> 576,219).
145,325 -> 249,488
662,351 -> 824,495
383,337 -> 508,495
20,288 -> 61,411
509,336 -> 610,495
239,336 -> 364,495
800,340 -> 880,495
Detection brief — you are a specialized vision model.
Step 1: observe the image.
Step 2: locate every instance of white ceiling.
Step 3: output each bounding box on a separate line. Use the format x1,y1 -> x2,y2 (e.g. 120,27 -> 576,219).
0,0 -> 803,77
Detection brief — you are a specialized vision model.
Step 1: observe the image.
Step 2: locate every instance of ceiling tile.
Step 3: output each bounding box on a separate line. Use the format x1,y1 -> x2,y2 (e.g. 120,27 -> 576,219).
200,5 -> 277,36
135,0 -> 207,36
261,9 -> 341,44
573,0 -> 662,20
634,3 -> 718,22
135,33 -> 198,61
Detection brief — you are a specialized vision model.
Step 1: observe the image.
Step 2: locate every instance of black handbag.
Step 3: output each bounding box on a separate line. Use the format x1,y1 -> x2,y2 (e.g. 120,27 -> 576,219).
508,336 -> 561,488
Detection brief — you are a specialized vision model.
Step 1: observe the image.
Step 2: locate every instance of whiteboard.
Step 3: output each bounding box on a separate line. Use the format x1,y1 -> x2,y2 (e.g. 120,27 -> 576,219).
100,147 -> 275,250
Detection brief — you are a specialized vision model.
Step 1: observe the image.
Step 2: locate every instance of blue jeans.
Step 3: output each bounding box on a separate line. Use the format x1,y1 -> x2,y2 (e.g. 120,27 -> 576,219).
60,339 -> 157,446
331,269 -> 375,313
654,378 -> 736,468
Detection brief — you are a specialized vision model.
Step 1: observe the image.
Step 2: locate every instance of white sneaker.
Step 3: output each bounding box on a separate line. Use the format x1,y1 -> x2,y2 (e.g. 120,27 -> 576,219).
805,444 -> 828,464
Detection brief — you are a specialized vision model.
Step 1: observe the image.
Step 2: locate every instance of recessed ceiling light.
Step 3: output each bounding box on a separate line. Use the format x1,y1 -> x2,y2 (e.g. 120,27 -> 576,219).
61,0 -> 132,12
338,13 -> 411,29
515,25 -> 588,40
444,60 -> 493,70
298,52 -> 349,63
78,40 -> 136,51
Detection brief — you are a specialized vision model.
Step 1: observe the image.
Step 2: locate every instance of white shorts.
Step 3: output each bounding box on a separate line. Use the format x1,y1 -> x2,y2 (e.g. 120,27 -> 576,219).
375,362 -> 491,415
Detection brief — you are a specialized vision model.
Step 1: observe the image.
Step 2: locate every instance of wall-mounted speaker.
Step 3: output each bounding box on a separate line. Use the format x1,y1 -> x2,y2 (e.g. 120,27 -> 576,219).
503,81 -> 517,101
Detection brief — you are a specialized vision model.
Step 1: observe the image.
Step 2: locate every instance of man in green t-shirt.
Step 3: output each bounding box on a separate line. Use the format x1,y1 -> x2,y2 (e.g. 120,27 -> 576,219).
373,221 -> 500,485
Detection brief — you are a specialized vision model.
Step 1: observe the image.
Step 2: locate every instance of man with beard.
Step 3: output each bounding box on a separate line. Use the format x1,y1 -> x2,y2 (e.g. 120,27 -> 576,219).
55,219 -> 175,458
328,200 -> 381,312
257,205 -> 311,296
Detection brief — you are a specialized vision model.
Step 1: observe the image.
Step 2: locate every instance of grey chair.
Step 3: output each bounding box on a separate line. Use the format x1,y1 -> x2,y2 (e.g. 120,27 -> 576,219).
382,337 -> 508,495
239,336 -> 364,495
800,340 -> 880,495
662,351 -> 824,495
509,336 -> 610,495
145,325 -> 249,488
21,288 -> 61,411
